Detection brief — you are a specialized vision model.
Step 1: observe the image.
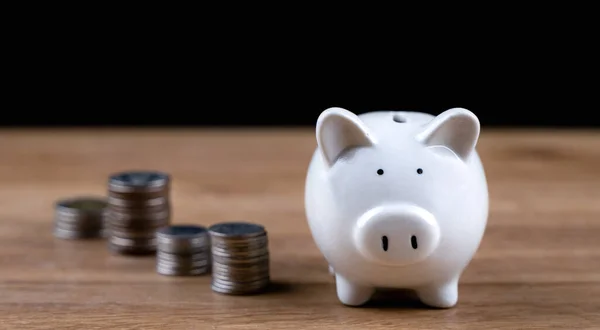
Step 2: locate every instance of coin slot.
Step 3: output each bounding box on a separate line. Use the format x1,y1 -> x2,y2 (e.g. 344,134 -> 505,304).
411,235 -> 418,249
382,235 -> 388,251
393,114 -> 406,123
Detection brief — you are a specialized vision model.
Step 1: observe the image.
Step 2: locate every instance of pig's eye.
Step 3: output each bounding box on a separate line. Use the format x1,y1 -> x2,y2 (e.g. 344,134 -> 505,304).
377,169 -> 384,175
417,168 -> 423,174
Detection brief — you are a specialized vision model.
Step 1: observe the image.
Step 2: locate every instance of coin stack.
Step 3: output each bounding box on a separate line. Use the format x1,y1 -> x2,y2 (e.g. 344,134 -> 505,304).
156,225 -> 211,276
106,171 -> 171,255
54,197 -> 107,239
209,222 -> 270,295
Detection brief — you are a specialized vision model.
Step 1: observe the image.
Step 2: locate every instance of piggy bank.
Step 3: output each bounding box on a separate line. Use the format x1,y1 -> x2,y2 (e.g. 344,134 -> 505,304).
304,107 -> 488,308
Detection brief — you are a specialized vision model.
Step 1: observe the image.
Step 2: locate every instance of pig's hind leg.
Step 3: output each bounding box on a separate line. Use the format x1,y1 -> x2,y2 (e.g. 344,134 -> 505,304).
415,278 -> 459,308
335,274 -> 375,306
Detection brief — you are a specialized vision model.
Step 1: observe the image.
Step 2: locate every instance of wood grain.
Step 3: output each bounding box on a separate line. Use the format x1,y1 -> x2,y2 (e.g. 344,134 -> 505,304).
0,128 -> 598,329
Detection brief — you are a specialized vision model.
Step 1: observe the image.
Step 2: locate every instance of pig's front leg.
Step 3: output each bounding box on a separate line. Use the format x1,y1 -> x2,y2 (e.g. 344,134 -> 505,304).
415,279 -> 459,308
335,274 -> 374,306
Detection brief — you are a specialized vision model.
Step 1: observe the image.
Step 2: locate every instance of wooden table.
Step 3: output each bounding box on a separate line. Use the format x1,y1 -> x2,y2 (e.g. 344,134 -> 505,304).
0,128 -> 598,329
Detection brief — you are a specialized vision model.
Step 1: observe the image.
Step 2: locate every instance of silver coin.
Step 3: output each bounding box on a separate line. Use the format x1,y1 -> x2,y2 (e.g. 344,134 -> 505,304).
108,189 -> 169,199
107,203 -> 171,215
105,172 -> 172,256
107,220 -> 170,232
109,235 -> 156,247
157,264 -> 211,274
107,196 -> 169,208
156,234 -> 209,244
211,236 -> 268,246
211,271 -> 269,281
156,240 -> 209,254
156,250 -> 210,261
157,264 -> 210,276
208,222 -> 265,239
54,216 -> 103,226
210,238 -> 268,248
109,229 -> 158,239
211,259 -> 269,269
208,221 -> 270,295
157,258 -> 210,268
210,284 -> 269,295
156,225 -> 210,253
109,171 -> 170,191
210,237 -> 268,247
212,276 -> 270,287
53,228 -> 103,240
107,215 -> 170,230
54,223 -> 102,233
211,244 -> 267,254
210,279 -> 269,295
211,253 -> 269,265
211,246 -> 267,258
156,225 -> 209,240
210,231 -> 267,239
108,200 -> 169,214
210,240 -> 268,250
55,197 -> 107,216
211,271 -> 269,282
107,208 -> 170,220
54,197 -> 106,240
211,265 -> 271,282
211,259 -> 268,268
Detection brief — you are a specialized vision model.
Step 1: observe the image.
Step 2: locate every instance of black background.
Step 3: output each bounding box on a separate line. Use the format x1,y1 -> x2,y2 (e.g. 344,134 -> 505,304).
8,49 -> 596,128
8,68 -> 597,128
8,83 -> 595,128
5,11 -> 597,129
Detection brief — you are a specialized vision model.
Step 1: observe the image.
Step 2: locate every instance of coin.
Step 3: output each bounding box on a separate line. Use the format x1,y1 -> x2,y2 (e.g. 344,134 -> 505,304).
54,196 -> 107,240
208,221 -> 270,295
156,225 -> 210,254
157,265 -> 210,276
156,251 -> 209,262
108,171 -> 170,193
107,196 -> 169,208
106,170 -> 171,255
211,277 -> 269,295
155,224 -> 211,276
106,209 -> 170,227
211,248 -> 267,258
208,222 -> 266,239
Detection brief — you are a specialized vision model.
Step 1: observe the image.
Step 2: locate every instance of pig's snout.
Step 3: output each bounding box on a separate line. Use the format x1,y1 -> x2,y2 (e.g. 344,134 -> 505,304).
353,205 -> 440,266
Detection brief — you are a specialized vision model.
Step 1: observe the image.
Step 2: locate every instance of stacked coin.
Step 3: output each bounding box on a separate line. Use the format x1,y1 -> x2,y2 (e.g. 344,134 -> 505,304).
156,225 -> 211,276
209,222 -> 270,295
106,171 -> 171,255
54,196 -> 107,239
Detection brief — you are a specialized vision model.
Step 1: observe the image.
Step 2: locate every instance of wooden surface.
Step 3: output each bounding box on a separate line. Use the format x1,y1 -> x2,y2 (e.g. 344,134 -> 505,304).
0,128 -> 599,329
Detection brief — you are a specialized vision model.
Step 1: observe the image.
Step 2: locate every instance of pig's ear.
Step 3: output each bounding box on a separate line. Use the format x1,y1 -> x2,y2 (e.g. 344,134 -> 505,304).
416,108 -> 480,161
316,107 -> 374,167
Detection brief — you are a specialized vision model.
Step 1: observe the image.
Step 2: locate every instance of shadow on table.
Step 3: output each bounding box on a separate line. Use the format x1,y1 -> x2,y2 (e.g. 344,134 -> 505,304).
362,289 -> 429,309
262,281 -> 429,309
261,280 -> 301,295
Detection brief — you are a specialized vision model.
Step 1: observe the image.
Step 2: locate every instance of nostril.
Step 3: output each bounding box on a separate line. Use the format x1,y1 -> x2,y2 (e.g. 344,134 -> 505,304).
382,236 -> 388,251
411,235 -> 418,249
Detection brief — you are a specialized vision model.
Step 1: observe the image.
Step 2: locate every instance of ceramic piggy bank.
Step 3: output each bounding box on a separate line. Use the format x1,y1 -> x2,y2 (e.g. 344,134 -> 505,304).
304,107 -> 488,308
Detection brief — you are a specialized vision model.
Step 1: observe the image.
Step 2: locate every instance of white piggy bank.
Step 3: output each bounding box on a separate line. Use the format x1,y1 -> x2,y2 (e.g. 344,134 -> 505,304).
304,107 -> 488,308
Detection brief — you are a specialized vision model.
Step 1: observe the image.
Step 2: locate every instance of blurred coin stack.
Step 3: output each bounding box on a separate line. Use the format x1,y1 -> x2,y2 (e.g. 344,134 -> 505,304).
106,171 -> 171,255
209,222 -> 270,295
156,225 -> 211,276
54,197 -> 107,239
